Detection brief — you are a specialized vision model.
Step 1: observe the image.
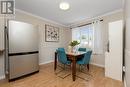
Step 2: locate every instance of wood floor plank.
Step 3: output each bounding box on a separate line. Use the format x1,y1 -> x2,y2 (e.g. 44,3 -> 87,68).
0,63 -> 124,87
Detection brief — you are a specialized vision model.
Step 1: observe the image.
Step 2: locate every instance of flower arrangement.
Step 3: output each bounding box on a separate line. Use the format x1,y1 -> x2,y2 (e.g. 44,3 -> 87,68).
69,40 -> 80,47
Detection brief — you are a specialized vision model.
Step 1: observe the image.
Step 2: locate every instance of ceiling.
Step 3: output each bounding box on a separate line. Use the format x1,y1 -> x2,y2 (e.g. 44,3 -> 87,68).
16,0 -> 122,26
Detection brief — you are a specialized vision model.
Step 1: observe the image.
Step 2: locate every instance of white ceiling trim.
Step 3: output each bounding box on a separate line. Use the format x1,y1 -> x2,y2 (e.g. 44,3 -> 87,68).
69,9 -> 123,28
15,8 -> 122,28
15,9 -> 67,27
96,9 -> 123,18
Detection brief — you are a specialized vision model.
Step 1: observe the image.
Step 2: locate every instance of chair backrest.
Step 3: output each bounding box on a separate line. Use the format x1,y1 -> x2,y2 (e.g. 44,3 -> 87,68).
83,50 -> 92,64
78,48 -> 86,52
57,49 -> 67,64
58,48 -> 65,51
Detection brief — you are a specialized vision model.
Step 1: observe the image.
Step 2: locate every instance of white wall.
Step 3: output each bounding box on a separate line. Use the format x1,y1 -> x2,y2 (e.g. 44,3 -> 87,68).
125,0 -> 130,86
0,9 -> 72,79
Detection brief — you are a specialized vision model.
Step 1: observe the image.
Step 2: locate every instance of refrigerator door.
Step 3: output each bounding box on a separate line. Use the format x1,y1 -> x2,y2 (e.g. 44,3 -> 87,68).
8,20 -> 38,53
9,53 -> 39,79
7,20 -> 39,80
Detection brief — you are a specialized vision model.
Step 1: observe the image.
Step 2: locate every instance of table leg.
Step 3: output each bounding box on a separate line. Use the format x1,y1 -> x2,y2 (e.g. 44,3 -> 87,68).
72,57 -> 76,81
54,52 -> 57,71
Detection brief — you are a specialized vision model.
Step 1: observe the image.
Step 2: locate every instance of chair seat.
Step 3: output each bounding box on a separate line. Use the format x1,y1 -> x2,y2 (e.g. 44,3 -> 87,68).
77,59 -> 84,65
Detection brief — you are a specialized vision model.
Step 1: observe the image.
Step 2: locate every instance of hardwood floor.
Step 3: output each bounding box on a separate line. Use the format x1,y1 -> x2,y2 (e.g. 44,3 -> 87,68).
0,63 -> 124,87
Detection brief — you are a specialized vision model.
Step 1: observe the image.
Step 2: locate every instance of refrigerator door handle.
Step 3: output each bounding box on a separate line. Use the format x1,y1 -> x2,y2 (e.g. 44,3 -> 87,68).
9,51 -> 39,56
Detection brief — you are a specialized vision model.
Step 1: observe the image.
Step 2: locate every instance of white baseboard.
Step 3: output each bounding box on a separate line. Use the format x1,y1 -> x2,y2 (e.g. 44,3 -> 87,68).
39,60 -> 105,68
0,75 -> 5,80
39,60 -> 53,65
90,62 -> 104,68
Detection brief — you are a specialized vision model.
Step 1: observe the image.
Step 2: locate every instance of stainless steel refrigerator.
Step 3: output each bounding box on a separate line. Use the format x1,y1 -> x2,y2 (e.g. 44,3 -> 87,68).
5,20 -> 39,81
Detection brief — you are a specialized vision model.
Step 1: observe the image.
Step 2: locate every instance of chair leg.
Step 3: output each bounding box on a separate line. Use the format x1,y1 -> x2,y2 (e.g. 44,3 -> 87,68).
87,64 -> 89,71
55,64 -> 71,79
76,64 -> 92,81
79,64 -> 81,71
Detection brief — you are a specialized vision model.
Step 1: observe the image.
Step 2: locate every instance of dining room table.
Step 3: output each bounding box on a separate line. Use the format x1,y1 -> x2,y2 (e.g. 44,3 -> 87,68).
54,51 -> 86,81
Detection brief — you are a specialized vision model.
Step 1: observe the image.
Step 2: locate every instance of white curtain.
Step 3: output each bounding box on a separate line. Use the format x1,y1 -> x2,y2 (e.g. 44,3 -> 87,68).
79,25 -> 93,48
92,20 -> 103,54
72,28 -> 80,42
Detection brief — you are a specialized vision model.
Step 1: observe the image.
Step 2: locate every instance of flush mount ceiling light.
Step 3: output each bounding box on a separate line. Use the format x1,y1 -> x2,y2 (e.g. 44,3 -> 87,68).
59,2 -> 70,10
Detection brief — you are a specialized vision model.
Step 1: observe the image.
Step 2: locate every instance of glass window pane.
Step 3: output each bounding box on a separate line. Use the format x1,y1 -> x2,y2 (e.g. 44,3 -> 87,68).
72,24 -> 93,48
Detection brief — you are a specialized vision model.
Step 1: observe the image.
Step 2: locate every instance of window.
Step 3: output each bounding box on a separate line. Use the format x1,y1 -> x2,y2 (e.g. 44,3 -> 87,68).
72,24 -> 94,48
72,20 -> 103,54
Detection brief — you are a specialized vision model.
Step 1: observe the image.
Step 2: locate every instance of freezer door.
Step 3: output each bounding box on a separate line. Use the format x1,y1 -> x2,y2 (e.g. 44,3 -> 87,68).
9,53 -> 39,80
8,20 -> 38,53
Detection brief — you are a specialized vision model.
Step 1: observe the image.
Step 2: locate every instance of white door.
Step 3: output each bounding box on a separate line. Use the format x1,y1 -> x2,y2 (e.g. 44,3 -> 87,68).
105,20 -> 123,81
